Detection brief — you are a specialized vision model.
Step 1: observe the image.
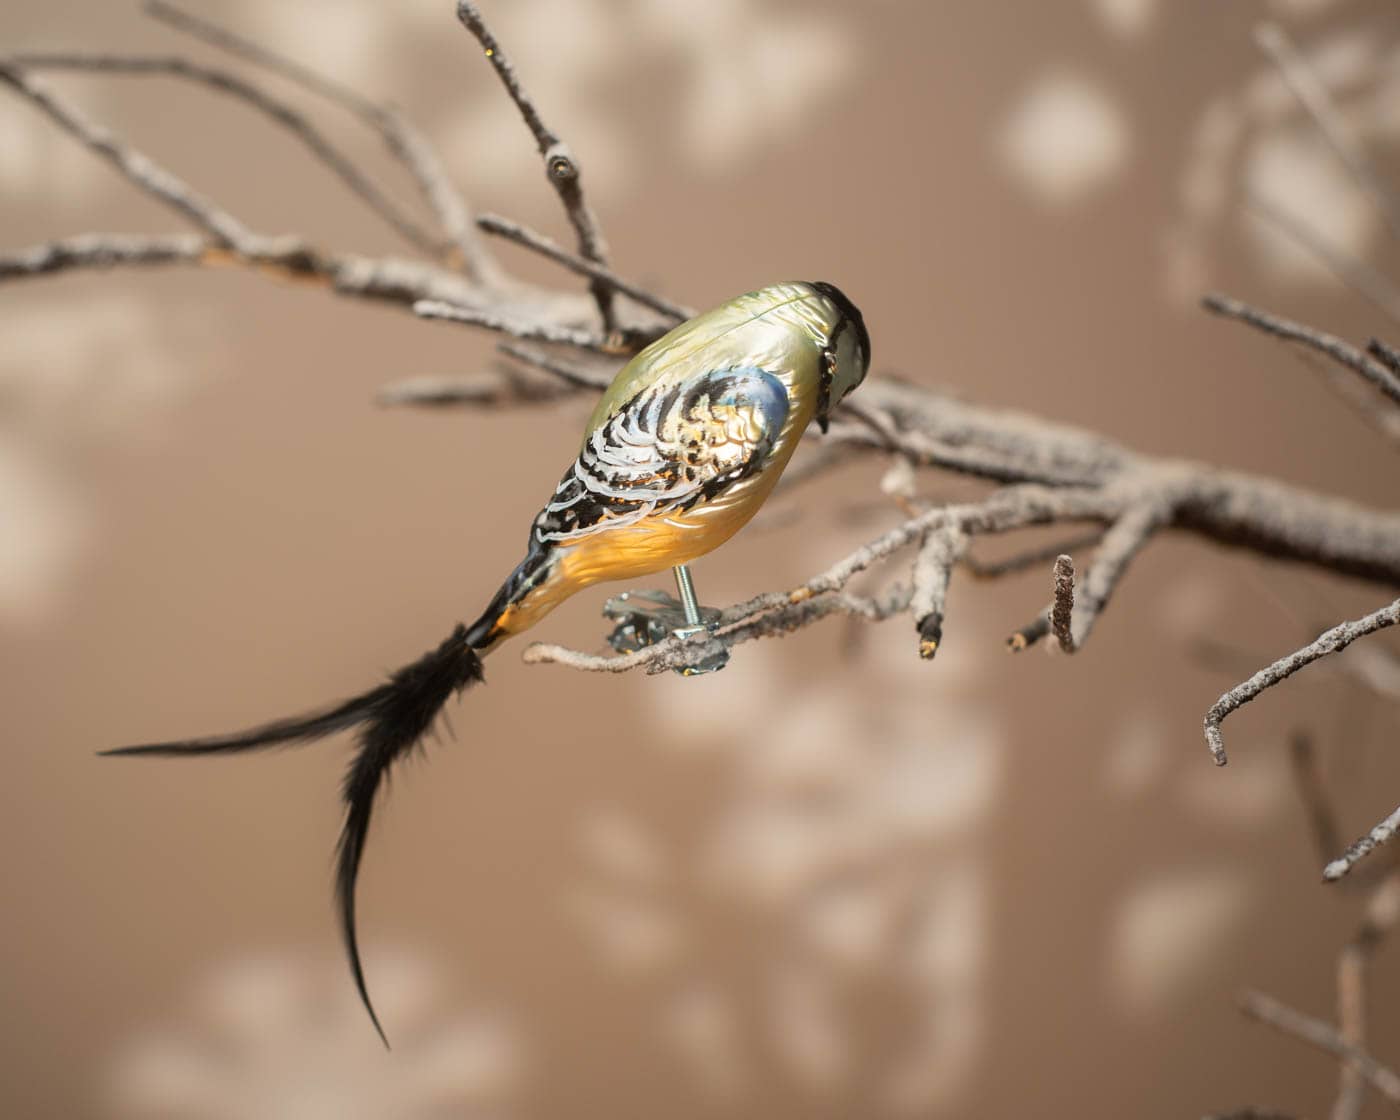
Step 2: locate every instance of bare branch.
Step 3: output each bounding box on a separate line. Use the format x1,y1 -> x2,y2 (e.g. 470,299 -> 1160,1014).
143,0 -> 495,282
10,51 -> 445,256
2,1 -> 1399,781
1325,805 -> 1400,883
524,585 -> 912,675
0,62 -> 255,248
0,232 -> 207,279
1239,991 -> 1400,1107
414,298 -> 610,351
455,0 -> 614,329
1205,599 -> 1400,766
1204,292 -> 1400,407
910,525 -> 967,659
0,230 -> 536,322
477,213 -> 690,323
1254,23 -> 1400,244
524,486 -> 1119,675
8,51 -> 444,256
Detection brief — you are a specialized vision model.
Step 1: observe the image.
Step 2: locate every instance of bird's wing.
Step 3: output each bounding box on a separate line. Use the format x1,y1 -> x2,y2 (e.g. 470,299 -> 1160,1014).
532,366 -> 790,547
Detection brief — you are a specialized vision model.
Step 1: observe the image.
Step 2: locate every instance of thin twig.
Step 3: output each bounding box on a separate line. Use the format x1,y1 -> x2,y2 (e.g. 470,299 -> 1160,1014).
1203,293 -> 1400,408
1203,1111 -> 1304,1120
497,341 -> 615,390
1007,614 -> 1050,653
1369,339 -> 1400,378
1245,192 -> 1400,327
9,51 -> 443,256
963,530 -> 1105,579
1205,599 -> 1400,766
144,0 -> 495,281
0,62 -> 255,249
413,298 -> 610,352
0,232 -> 207,279
1239,991 -> 1400,1107
1254,23 -> 1400,244
1334,876 -> 1400,1120
1289,732 -> 1341,867
478,213 -> 690,322
910,526 -> 967,659
455,0 -> 614,330
1068,502 -> 1169,648
1325,804 -> 1400,882
376,370 -> 570,409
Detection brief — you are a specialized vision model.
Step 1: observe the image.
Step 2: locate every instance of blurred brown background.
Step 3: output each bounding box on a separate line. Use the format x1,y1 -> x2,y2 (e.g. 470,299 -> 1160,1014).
4,1 -> 1400,1117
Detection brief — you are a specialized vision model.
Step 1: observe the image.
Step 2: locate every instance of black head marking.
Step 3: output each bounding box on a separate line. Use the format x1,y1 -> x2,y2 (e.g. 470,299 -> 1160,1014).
808,281 -> 869,434
809,280 -> 871,372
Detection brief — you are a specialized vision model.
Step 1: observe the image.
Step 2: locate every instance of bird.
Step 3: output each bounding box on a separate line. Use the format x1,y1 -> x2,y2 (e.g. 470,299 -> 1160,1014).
103,279 -> 871,1044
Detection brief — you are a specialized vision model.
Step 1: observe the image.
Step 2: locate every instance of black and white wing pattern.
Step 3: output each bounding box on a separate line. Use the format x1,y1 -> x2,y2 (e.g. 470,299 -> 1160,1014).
533,366 -> 790,547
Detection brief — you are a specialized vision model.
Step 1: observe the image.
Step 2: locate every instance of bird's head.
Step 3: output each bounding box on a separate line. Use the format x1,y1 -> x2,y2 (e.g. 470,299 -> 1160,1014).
808,280 -> 871,433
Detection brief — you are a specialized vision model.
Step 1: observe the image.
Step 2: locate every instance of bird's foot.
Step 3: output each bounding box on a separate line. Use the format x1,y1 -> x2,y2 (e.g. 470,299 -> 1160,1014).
603,589 -> 730,675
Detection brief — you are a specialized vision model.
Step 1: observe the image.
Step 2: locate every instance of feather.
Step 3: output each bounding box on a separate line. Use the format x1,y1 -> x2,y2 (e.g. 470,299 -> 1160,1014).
103,625 -> 486,1046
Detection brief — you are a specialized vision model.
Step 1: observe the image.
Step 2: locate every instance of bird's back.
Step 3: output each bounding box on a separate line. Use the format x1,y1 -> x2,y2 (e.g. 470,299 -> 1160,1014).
583,281 -> 835,441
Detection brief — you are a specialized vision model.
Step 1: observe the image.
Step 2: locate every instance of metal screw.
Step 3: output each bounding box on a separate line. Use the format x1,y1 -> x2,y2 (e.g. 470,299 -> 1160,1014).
673,564 -> 703,629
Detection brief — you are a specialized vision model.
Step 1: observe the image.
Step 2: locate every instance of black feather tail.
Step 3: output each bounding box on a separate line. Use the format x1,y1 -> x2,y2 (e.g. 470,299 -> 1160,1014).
102,624 -> 486,1047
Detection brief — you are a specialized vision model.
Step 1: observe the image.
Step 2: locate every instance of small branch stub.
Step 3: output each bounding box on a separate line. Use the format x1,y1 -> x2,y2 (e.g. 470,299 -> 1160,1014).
1051,553 -> 1076,653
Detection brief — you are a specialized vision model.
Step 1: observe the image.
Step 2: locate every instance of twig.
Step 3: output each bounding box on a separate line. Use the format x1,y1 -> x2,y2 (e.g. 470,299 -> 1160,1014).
1367,339 -> 1400,378
1203,1111 -> 1303,1120
376,370 -> 570,409
455,0 -> 614,330
1289,732 -> 1341,867
526,487 -> 1119,675
497,341 -> 615,390
1011,502 -> 1168,654
1334,876 -> 1400,1120
477,213 -> 690,323
963,530 -> 1104,579
910,526 -> 967,659
1205,599 -> 1400,766
1239,991 -> 1400,1107
144,0 -> 494,281
1070,503 -> 1169,648
0,232 -> 207,278
1325,805 -> 1400,883
1203,293 -> 1400,407
0,62 -> 255,249
1245,192 -> 1400,327
8,52 -> 442,256
1007,614 -> 1050,653
413,298 -> 610,351
1050,554 -> 1076,653
1254,23 -> 1400,244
